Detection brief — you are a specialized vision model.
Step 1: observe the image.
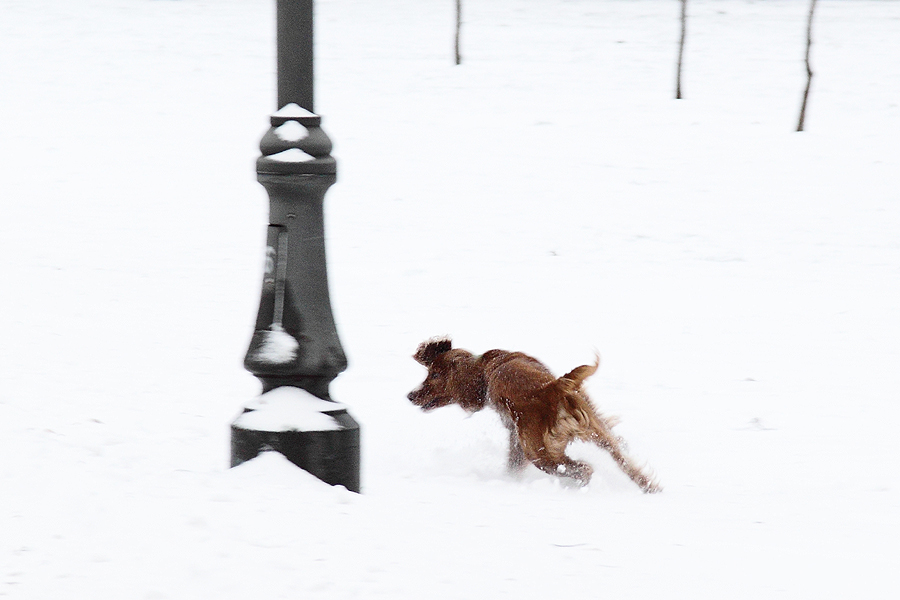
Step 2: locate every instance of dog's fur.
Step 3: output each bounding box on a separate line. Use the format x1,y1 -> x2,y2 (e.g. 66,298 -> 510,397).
407,337 -> 660,493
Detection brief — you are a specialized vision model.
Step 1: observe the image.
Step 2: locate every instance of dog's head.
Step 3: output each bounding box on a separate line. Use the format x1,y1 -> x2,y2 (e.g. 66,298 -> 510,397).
407,337 -> 486,413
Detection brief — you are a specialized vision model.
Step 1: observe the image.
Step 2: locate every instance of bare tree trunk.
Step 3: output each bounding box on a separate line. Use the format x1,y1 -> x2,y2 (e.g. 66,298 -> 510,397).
675,0 -> 687,99
797,0 -> 818,131
455,0 -> 462,65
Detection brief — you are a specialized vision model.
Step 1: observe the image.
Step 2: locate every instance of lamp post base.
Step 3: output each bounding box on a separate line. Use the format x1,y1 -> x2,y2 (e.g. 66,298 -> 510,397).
230,386 -> 361,493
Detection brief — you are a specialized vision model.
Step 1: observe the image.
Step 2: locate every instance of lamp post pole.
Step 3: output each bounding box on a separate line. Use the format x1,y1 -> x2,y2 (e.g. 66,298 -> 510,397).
277,0 -> 314,112
230,0 -> 360,493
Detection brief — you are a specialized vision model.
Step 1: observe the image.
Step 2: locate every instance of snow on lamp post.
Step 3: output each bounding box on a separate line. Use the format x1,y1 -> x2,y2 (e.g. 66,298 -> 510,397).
230,0 -> 360,493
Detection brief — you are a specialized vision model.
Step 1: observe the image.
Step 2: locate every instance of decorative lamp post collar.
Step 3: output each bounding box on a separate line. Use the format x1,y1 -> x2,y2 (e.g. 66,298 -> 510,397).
258,103 -> 335,176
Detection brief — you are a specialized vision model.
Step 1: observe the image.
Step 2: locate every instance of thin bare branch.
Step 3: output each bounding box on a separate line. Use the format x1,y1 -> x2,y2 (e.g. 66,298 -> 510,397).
455,0 -> 462,65
797,0 -> 818,131
676,0 -> 687,99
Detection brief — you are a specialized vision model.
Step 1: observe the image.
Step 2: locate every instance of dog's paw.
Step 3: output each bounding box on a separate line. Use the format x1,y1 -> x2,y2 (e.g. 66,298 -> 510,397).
636,473 -> 663,494
556,461 -> 593,486
642,479 -> 663,494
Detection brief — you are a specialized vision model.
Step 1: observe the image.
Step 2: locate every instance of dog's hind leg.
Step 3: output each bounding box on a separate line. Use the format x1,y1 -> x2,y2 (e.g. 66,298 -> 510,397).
526,432 -> 594,485
530,453 -> 593,486
590,429 -> 660,493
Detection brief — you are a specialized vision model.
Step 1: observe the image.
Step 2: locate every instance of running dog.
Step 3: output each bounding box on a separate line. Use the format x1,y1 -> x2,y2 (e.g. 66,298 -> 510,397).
407,337 -> 660,492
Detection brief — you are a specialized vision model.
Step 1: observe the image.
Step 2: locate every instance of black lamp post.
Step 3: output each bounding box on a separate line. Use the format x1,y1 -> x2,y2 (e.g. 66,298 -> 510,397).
230,0 -> 360,493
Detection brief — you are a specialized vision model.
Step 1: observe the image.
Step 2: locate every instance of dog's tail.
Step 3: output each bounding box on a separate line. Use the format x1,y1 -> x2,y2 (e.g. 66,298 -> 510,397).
557,353 -> 600,394
550,354 -> 602,434
556,354 -> 662,493
555,354 -> 620,441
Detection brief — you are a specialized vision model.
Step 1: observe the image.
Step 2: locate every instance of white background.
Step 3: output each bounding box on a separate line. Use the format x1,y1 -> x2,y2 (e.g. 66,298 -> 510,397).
2,1 -> 898,597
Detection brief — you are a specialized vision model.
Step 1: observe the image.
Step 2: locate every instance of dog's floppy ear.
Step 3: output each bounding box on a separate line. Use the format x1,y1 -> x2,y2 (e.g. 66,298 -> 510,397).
413,337 -> 453,365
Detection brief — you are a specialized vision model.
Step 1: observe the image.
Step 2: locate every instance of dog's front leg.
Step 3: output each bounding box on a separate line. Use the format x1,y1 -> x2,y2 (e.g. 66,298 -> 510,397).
506,428 -> 527,472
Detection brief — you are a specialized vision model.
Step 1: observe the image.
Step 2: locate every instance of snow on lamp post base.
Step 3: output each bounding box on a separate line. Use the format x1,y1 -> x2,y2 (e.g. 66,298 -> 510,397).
231,387 -> 360,492
231,103 -> 360,492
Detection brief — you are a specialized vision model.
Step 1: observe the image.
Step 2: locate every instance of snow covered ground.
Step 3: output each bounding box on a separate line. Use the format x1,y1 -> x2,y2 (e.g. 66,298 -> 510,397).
2,0 -> 899,597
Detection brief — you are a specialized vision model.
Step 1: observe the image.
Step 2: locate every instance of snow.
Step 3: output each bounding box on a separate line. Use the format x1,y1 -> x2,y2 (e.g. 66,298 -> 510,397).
274,120 -> 311,142
249,324 -> 300,363
2,0 -> 899,598
244,385 -> 348,415
274,102 -> 317,118
234,386 -> 345,432
266,147 -> 317,162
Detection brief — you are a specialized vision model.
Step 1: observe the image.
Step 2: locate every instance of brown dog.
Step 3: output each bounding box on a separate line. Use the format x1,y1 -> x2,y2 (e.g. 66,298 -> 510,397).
407,338 -> 660,493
